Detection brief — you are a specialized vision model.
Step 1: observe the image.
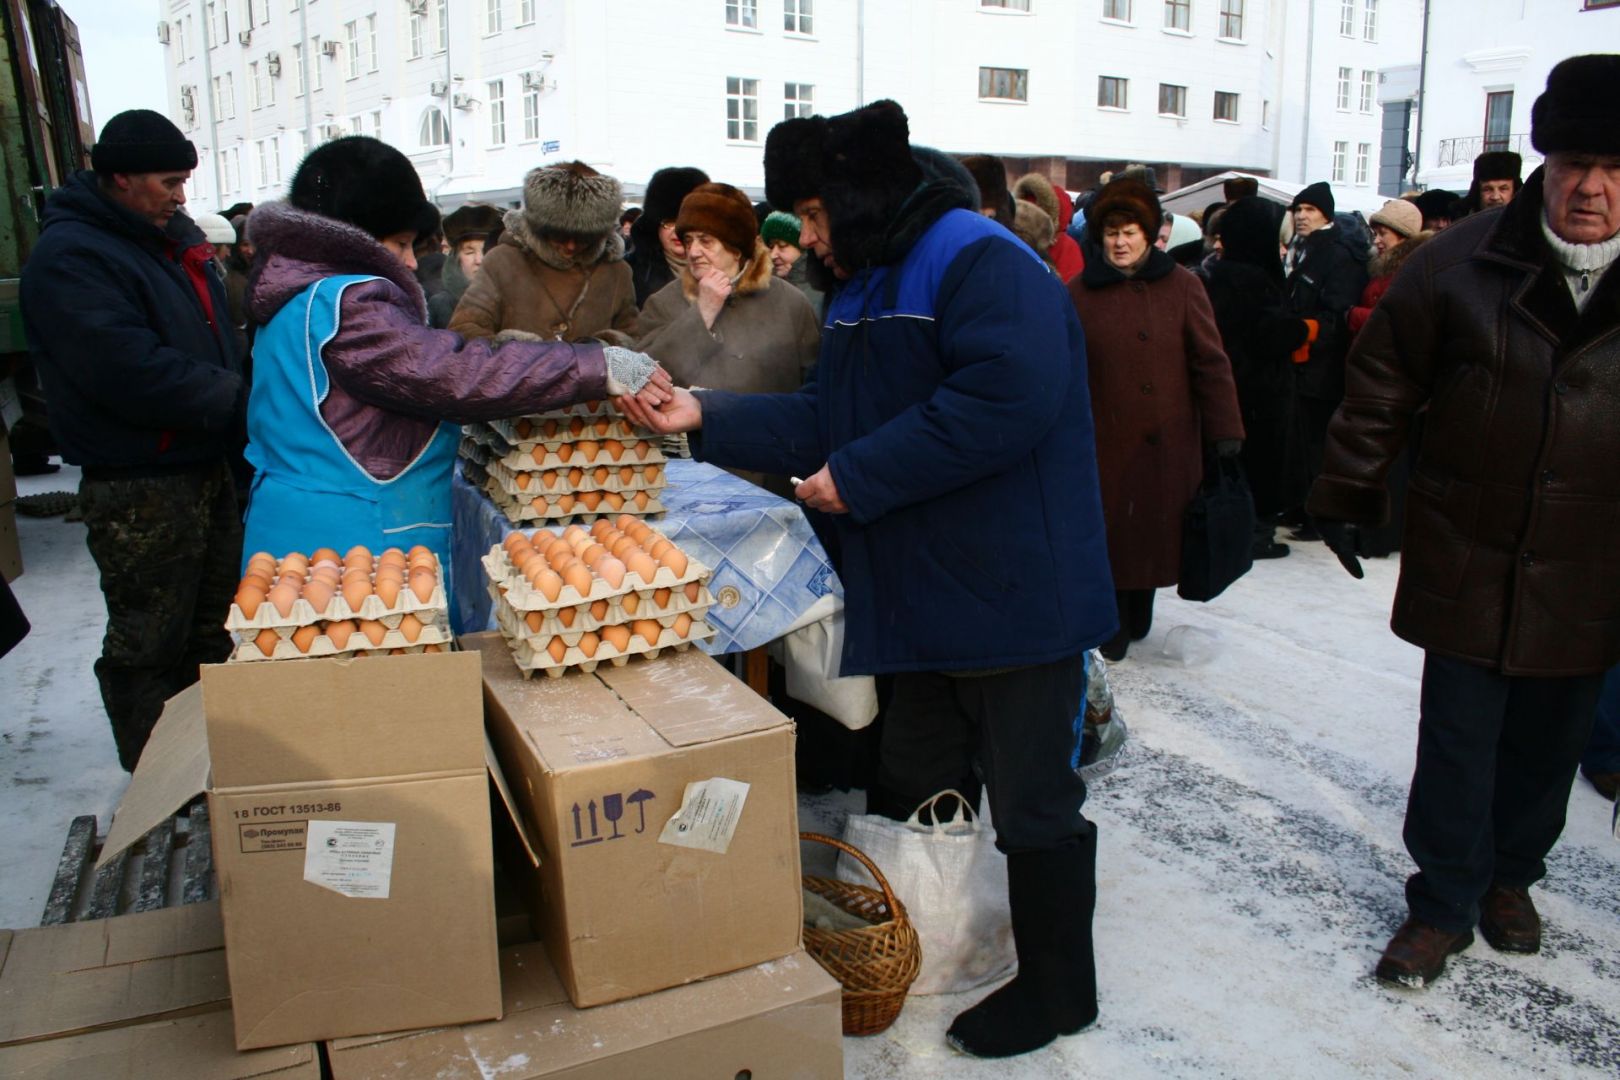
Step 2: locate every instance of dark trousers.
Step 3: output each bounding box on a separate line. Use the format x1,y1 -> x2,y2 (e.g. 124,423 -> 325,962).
1404,651 -> 1602,931
869,652 -> 1089,853
79,459 -> 241,771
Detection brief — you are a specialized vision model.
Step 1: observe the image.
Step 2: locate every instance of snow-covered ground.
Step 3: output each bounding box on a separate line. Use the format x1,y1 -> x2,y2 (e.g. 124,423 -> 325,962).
3,462 -> 1616,1077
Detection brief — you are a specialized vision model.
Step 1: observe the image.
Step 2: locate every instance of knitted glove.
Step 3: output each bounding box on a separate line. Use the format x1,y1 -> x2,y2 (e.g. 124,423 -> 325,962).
604,345 -> 657,396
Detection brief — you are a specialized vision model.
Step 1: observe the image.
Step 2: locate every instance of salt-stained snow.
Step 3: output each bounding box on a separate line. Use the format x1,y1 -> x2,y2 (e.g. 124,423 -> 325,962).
2,463 -> 1615,1077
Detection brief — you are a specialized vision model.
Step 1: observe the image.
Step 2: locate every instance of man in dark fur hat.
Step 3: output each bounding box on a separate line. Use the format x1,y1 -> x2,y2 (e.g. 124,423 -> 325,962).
1309,53 -> 1620,990
959,153 -> 1016,223
1465,150 -> 1523,214
620,100 -> 1116,1060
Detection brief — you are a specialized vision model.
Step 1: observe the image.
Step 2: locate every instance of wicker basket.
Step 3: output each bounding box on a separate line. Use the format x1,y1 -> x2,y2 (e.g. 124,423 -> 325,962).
800,831 -> 923,1036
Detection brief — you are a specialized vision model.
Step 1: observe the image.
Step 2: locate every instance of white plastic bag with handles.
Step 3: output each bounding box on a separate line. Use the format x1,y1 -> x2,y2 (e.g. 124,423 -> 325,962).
837,790 -> 1015,995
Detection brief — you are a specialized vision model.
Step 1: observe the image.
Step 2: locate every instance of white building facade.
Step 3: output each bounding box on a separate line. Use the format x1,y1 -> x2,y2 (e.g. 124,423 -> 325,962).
159,0 -> 1420,213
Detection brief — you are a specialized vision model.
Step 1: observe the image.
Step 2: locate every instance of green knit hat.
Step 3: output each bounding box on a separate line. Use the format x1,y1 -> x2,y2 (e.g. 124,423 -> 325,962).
760,210 -> 802,249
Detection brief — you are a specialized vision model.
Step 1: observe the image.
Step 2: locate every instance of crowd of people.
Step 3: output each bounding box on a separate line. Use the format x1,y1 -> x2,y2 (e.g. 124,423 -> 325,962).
9,48 -> 1619,1061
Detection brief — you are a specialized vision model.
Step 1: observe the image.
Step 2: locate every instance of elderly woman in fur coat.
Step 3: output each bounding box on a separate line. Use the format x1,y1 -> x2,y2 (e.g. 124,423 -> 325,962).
1069,177 -> 1245,660
1348,199 -> 1430,336
449,161 -> 638,345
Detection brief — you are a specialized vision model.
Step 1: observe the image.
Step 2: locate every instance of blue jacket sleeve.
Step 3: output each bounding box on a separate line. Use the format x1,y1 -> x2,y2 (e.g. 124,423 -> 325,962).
827,238 -> 1074,525
690,371 -> 822,478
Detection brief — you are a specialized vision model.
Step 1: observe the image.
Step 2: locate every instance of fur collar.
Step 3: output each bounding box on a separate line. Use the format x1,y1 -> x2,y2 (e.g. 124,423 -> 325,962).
502,209 -> 625,271
1368,230 -> 1432,279
246,200 -> 425,322
1079,243 -> 1177,287
678,239 -> 775,302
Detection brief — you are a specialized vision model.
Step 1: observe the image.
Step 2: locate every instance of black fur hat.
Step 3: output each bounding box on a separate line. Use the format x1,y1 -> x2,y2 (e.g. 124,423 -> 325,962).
289,136 -> 439,241
442,203 -> 504,248
764,100 -> 924,271
1531,54 -> 1620,157
960,155 -> 1015,222
1216,196 -> 1285,279
1411,189 -> 1457,226
1473,151 -> 1522,184
629,166 -> 709,253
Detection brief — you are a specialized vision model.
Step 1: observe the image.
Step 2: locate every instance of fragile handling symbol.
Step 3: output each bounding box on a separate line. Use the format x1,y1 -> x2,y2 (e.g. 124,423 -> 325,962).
569,789 -> 655,846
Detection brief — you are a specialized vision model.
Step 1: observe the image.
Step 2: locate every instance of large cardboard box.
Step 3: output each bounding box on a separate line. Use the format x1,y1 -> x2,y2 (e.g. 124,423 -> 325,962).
470,632 -> 803,1007
327,941 -> 844,1080
103,651 -> 504,1049
0,1011 -> 320,1080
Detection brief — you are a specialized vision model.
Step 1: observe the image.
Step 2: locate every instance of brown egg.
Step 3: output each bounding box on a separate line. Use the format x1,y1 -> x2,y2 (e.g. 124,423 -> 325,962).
568,416 -> 585,437
359,619 -> 388,646
563,524 -> 590,545
615,514 -> 638,532
379,548 -> 407,568
241,568 -> 274,592
683,581 -> 702,603
291,624 -> 321,653
247,551 -> 277,571
604,440 -> 627,462
596,557 -> 627,589
280,552 -> 309,573
532,569 -> 564,602
422,644 -> 443,653
390,648 -> 407,656
399,614 -> 424,643
600,624 -> 631,653
254,628 -> 281,657
524,611 -> 544,633
564,467 -> 582,489
376,577 -> 401,608
301,581 -> 334,616
557,606 -> 577,628
310,547 -> 341,566
621,590 -> 640,616
542,418 -> 559,439
593,416 -> 611,436
530,496 -> 550,513
632,440 -> 652,457
514,472 -> 532,491
579,543 -> 607,568
578,631 -> 601,658
235,581 -> 267,618
539,469 -> 560,490
311,564 -> 342,584
604,493 -> 625,513
627,523 -> 654,545
325,620 -> 357,649
546,548 -> 576,573
555,493 -> 576,513
546,636 -> 567,663
625,552 -> 658,584
531,445 -> 549,467
343,545 -> 373,567
409,571 -> 436,603
407,546 -> 435,568
659,548 -> 689,576
374,562 -> 405,583
609,535 -> 639,560
267,582 -> 300,618
575,439 -> 599,463
554,443 -> 574,464
648,539 -> 672,560
562,562 -> 594,597
673,612 -> 694,638
591,466 -> 609,486
644,465 -> 662,483
590,518 -> 614,538
342,576 -> 372,613
515,418 -> 533,439
589,599 -> 609,621
512,548 -> 540,575
619,466 -> 636,485
631,619 -> 662,646
654,587 -> 671,608
630,491 -> 650,510
581,491 -> 605,511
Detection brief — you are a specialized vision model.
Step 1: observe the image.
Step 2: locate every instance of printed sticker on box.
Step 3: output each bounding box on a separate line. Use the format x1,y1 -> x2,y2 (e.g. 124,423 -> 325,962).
658,778 -> 750,855
303,820 -> 397,899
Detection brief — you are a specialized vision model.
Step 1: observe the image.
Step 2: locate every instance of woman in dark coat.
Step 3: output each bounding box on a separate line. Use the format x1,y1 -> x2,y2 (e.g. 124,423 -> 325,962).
1069,178 -> 1245,660
624,166 -> 709,307
1204,197 -> 1312,558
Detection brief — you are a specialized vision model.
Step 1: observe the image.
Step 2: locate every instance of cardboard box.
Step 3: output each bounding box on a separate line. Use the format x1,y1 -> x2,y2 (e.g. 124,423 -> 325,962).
0,1011 -> 319,1080
470,631 -> 803,1007
103,651 -> 503,1049
0,902 -> 229,1047
327,941 -> 844,1080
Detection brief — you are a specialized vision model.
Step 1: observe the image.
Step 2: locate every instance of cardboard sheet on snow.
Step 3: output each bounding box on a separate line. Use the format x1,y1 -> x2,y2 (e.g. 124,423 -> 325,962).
0,1011 -> 319,1080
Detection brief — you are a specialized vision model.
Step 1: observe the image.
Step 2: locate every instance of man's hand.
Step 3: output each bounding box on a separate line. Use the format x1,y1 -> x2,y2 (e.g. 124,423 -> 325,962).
695,270 -> 732,329
1315,519 -> 1365,579
795,466 -> 848,515
617,385 -> 703,434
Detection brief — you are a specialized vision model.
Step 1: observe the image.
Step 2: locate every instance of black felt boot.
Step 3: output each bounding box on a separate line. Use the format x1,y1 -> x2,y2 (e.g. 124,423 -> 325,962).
946,829 -> 1099,1058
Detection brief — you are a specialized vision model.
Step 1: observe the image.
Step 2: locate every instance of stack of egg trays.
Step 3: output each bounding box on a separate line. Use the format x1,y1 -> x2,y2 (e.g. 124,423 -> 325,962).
479,407 -> 669,524
482,542 -> 716,679
224,557 -> 451,662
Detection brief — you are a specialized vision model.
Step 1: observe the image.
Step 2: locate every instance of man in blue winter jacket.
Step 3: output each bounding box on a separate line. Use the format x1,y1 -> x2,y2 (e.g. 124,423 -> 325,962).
620,100 -> 1117,1059
20,110 -> 245,771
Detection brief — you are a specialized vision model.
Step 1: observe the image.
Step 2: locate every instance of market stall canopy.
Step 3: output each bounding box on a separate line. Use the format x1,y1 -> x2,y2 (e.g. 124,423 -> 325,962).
1158,172 -> 1391,219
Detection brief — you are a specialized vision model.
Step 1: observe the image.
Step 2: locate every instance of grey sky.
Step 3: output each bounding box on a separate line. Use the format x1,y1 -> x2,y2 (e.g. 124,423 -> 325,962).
72,0 -> 169,134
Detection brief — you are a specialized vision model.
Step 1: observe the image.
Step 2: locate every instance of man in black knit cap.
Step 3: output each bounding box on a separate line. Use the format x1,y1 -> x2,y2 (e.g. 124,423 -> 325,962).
20,109 -> 245,771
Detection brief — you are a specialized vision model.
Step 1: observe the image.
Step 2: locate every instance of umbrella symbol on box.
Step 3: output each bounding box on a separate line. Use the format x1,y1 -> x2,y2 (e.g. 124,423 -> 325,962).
626,789 -> 656,833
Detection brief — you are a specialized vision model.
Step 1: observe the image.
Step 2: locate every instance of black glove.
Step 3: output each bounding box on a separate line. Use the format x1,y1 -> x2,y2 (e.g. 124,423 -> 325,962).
1213,439 -> 1243,458
1315,519 -> 1365,580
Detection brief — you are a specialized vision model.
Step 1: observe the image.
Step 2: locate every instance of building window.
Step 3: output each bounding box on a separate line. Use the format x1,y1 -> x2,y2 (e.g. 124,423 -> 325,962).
726,0 -> 758,29
213,73 -> 236,118
1331,140 -> 1347,182
1164,0 -> 1190,30
1355,142 -> 1370,185
1339,0 -> 1355,35
1214,90 -> 1239,122
349,114 -> 363,135
409,11 -> 424,58
1098,75 -> 1128,109
523,83 -> 540,140
249,61 -> 261,108
436,0 -> 448,51
256,140 -> 269,187
784,81 -> 814,119
344,21 -> 359,79
420,107 -> 449,147
519,0 -> 534,24
293,42 -> 305,95
366,14 -> 378,71
726,76 -> 759,141
982,0 -> 1032,8
1336,66 -> 1351,110
1158,83 -> 1187,116
979,66 -> 1029,101
1103,0 -> 1131,19
1362,0 -> 1377,39
785,0 -> 813,32
1261,98 -> 1270,128
489,79 -> 506,144
1360,70 -> 1375,113
1218,0 -> 1242,37
309,37 -> 323,90
369,111 -> 382,138
1484,90 -> 1513,151
1582,0 -> 1620,8
485,0 -> 502,35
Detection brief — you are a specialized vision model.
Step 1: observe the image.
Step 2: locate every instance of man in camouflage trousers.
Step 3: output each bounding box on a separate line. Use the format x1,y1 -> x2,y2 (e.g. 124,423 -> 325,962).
21,110 -> 244,770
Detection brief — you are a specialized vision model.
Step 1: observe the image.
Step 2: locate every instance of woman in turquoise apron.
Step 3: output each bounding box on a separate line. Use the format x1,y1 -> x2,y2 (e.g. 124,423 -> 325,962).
241,137 -> 666,584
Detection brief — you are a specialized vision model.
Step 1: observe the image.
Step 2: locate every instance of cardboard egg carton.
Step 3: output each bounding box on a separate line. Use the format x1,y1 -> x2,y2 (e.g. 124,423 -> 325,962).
494,612 -> 716,679
485,459 -> 667,498
486,580 -> 713,635
481,543 -> 709,612
488,438 -> 666,474
228,620 -> 453,662
489,414 -> 647,447
483,480 -> 667,524
459,434 -> 493,466
461,457 -> 491,489
226,555 -> 448,632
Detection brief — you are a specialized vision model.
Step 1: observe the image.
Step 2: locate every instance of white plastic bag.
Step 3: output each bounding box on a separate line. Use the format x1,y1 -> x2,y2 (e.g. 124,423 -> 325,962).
837,790 -> 1015,996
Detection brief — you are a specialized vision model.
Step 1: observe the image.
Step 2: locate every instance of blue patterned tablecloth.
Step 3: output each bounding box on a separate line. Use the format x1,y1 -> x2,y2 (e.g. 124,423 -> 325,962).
451,459 -> 843,653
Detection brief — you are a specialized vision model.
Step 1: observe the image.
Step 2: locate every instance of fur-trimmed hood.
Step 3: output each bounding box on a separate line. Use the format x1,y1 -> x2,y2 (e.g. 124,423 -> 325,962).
246,199 -> 426,324
1368,230 -> 1433,280
677,238 -> 774,303
501,208 -> 626,271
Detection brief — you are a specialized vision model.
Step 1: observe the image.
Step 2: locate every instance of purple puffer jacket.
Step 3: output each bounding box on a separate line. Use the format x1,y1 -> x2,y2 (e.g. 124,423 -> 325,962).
247,201 -> 607,481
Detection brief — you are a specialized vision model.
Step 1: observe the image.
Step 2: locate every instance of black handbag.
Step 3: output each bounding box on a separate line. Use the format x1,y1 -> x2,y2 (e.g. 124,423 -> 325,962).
1178,455 -> 1255,602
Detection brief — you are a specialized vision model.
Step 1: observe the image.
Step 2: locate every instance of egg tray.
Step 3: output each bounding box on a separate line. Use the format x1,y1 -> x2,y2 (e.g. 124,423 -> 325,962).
229,621 -> 453,662
495,617 -> 715,680
481,545 -> 710,612
461,457 -> 491,488
489,439 -> 667,474
493,599 -> 711,649
225,584 -> 448,632
459,435 -> 493,466
489,415 -> 648,447
485,459 -> 667,498
487,580 -> 713,635
483,481 -> 667,524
